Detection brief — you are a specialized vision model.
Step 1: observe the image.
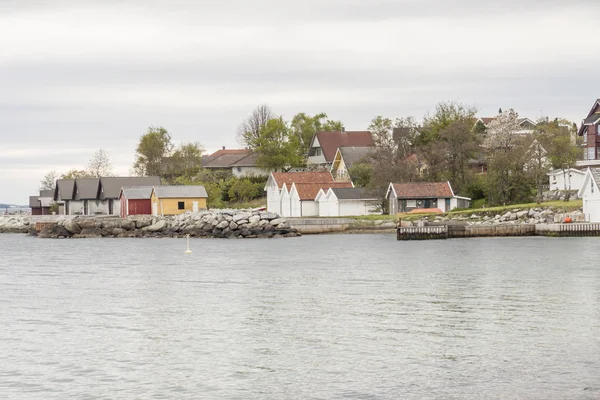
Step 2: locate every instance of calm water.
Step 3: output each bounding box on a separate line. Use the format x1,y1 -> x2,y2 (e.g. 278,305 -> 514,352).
1,234 -> 600,399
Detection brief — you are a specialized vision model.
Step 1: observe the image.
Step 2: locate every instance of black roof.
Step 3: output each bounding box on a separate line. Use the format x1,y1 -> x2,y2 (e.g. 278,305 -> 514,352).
330,187 -> 378,200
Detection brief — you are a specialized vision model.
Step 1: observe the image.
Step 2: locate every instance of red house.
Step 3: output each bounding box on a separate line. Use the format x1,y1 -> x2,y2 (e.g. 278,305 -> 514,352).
578,98 -> 600,161
119,186 -> 153,218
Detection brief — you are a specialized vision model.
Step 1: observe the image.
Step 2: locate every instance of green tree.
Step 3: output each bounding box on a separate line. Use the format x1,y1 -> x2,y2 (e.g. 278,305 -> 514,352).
417,101 -> 477,145
228,179 -> 260,202
249,117 -> 303,171
348,163 -> 373,187
321,119 -> 344,131
61,169 -> 92,179
169,141 -> 205,179
290,112 -> 327,157
133,126 -> 173,177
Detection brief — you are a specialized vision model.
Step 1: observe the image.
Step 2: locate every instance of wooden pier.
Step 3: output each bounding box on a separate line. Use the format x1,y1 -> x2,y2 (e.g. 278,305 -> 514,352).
397,223 -> 600,240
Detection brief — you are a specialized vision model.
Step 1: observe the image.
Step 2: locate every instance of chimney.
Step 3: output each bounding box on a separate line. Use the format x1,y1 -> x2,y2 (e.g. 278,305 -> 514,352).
222,146 -> 225,150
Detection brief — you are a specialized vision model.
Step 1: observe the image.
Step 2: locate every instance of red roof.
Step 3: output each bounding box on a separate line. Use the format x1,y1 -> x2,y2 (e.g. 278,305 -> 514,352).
271,171 -> 334,189
293,182 -> 353,200
314,131 -> 374,162
391,182 -> 454,199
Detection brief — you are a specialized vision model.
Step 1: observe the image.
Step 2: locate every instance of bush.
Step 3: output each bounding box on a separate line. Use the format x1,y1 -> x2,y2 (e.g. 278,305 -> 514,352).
228,179 -> 260,202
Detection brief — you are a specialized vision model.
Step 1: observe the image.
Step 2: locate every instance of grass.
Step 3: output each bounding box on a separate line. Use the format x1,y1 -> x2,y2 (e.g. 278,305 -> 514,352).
449,199 -> 582,216
222,197 -> 267,210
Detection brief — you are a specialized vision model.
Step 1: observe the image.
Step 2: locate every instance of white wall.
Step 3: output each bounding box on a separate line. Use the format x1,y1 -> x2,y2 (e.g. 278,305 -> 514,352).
549,171 -> 585,191
301,201 -> 319,217
317,196 -> 338,217
581,177 -> 600,222
281,191 -> 291,217
88,200 -> 109,215
339,200 -> 377,216
307,154 -> 327,165
266,184 -> 280,214
68,200 -> 84,215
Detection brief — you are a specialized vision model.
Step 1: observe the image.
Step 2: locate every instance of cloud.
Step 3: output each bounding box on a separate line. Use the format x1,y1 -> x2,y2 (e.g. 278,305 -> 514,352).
0,0 -> 599,204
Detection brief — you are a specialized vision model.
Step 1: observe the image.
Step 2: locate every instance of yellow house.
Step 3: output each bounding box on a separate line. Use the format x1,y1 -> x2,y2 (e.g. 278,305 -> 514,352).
151,185 -> 208,216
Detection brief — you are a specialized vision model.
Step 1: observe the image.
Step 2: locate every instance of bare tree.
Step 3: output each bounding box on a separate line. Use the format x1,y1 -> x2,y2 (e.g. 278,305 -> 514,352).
484,109 -> 522,151
87,149 -> 115,177
237,104 -> 275,147
39,170 -> 59,191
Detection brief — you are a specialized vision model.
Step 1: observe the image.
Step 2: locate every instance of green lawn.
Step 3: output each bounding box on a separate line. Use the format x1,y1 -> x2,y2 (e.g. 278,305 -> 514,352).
449,199 -> 582,216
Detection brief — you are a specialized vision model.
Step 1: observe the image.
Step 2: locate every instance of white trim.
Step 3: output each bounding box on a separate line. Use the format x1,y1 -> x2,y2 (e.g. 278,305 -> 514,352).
385,182 -> 397,199
547,168 -> 585,177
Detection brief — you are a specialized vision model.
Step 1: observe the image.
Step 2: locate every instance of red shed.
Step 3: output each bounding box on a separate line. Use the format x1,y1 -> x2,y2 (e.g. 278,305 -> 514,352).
119,186 -> 153,218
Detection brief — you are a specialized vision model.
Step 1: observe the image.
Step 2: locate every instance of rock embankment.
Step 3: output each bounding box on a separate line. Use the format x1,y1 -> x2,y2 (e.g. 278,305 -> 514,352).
1,209 -> 300,239
399,206 -> 584,227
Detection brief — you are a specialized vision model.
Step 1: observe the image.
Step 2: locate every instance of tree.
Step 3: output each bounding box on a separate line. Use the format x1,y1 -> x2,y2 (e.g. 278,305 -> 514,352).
321,119 -> 344,131
169,141 -> 205,179
133,126 -> 173,176
290,112 -> 327,157
348,163 -> 373,188
417,101 -> 477,145
228,179 -> 260,202
61,169 -> 91,179
87,149 -> 115,177
484,109 -> 521,150
237,105 -> 275,147
40,170 -> 59,191
250,117 -> 303,171
367,116 -> 421,212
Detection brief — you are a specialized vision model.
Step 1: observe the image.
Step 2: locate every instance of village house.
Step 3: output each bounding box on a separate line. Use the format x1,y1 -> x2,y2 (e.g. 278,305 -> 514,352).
119,187 -> 153,218
280,181 -> 354,217
203,147 -> 269,177
474,115 -> 537,135
151,185 -> 208,216
386,181 -> 471,214
578,168 -> 600,222
306,130 -> 374,167
54,176 -> 161,215
577,99 -> 600,162
264,171 -> 335,214
315,187 -> 379,217
547,168 -> 586,192
330,146 -> 371,182
29,189 -> 55,215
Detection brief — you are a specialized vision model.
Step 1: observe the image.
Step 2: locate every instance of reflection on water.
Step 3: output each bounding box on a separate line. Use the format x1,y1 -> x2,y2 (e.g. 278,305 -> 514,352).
1,234 -> 600,399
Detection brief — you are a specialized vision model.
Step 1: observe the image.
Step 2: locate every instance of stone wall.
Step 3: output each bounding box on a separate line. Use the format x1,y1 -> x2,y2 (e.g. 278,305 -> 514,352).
1,209 -> 301,239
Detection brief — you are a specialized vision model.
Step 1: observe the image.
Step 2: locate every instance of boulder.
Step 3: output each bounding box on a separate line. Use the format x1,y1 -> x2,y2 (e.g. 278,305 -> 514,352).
249,215 -> 260,224
260,212 -> 278,220
63,220 -> 82,234
101,219 -> 122,229
270,218 -> 286,226
233,212 -> 252,222
217,220 -> 230,229
121,219 -> 134,230
135,217 -> 152,229
112,228 -> 125,236
146,219 -> 167,232
229,221 -> 238,230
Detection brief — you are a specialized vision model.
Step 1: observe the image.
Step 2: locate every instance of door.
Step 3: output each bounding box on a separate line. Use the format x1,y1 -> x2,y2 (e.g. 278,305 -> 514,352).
84,200 -> 88,215
152,202 -> 158,216
192,201 -> 199,212
108,199 -> 113,215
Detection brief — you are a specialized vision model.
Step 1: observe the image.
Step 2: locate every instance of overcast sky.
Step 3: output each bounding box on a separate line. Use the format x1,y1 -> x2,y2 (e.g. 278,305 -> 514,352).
1,0 -> 599,204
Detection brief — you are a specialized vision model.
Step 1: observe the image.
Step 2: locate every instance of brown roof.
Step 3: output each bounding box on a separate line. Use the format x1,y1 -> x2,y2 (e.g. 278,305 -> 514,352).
271,171 -> 334,189
293,182 -> 353,200
203,149 -> 251,168
313,131 -> 373,162
230,152 -> 259,167
479,117 -> 495,125
391,182 -> 454,199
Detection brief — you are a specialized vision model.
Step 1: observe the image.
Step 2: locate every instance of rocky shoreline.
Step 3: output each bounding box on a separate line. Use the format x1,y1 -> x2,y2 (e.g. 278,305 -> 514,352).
0,209 -> 301,239
400,206 -> 584,227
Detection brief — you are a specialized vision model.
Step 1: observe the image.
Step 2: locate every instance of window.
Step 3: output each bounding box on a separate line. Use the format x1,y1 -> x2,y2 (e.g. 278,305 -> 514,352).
178,201 -> 185,210
407,200 -> 417,208
587,147 -> 596,161
552,176 -> 556,182
314,148 -> 322,156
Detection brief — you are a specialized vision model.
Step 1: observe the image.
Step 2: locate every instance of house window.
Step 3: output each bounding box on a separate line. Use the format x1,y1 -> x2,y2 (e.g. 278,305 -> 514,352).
407,199 -> 417,208
178,201 -> 185,210
552,176 -> 556,182
314,148 -> 322,156
587,147 -> 596,161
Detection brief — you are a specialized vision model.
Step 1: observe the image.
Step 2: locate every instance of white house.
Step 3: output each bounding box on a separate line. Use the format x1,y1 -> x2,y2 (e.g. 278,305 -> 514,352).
577,168 -> 600,222
288,182 -> 354,217
547,168 -> 586,192
386,181 -> 471,214
315,187 -> 379,217
280,183 -> 292,217
264,171 -> 336,215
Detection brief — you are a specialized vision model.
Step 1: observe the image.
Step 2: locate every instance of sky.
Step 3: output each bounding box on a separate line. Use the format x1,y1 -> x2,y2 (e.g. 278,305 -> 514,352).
1,0 -> 599,205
